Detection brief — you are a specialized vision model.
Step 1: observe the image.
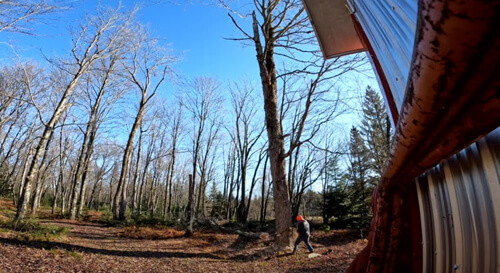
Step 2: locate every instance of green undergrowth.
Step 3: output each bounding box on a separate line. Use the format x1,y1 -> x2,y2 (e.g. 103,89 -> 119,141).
49,248 -> 84,259
1,217 -> 70,241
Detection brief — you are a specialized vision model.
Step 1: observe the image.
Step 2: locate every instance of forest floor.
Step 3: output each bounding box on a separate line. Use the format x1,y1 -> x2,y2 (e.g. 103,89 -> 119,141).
0,200 -> 367,273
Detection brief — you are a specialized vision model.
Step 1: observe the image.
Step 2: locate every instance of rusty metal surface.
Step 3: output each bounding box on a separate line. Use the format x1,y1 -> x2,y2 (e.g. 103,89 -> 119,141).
301,0 -> 500,272
417,128 -> 500,273
365,0 -> 500,272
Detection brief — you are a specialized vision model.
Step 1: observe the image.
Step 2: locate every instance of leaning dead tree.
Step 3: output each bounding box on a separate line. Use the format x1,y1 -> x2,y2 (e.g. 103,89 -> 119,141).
221,0 -> 310,249
221,0 -> 366,249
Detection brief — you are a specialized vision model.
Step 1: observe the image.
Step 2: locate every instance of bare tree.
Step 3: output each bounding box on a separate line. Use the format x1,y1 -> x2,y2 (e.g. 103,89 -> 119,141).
289,144 -> 323,218
221,0 -> 318,247
137,128 -> 155,214
86,144 -> 114,210
13,4 -> 137,225
222,143 -> 238,220
186,174 -> 194,237
163,102 -> 183,218
183,77 -> 223,219
130,126 -> 144,215
227,81 -> 265,224
259,154 -> 271,223
112,23 -> 176,220
244,145 -> 267,223
0,64 -> 42,197
196,114 -> 221,217
69,42 -> 128,220
222,0 -> 366,248
0,0 -> 65,35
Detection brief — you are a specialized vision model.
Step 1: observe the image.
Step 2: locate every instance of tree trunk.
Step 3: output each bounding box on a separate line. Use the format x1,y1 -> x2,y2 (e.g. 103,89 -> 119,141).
261,64 -> 292,246
244,151 -> 265,224
15,125 -> 55,225
30,128 -> 55,215
167,107 -> 182,218
251,10 -> 293,249
166,149 -> 175,217
186,174 -> 194,237
236,157 -> 247,224
113,105 -> 145,220
131,129 -> 143,214
52,173 -> 62,215
165,135 -> 176,218
76,119 -> 98,217
69,122 -> 92,220
260,155 -> 269,223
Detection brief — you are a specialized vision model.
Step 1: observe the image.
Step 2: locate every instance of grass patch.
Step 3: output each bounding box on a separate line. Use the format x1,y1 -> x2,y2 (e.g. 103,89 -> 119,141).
3,218 -> 70,241
66,250 -> 84,259
49,248 -> 84,259
0,205 -> 15,221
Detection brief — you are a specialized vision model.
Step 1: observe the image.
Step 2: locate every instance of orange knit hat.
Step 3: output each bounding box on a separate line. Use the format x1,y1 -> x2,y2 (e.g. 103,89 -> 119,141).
296,215 -> 303,221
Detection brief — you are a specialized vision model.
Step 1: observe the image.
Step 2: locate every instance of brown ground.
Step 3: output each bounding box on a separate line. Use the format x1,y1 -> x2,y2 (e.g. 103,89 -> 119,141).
0,201 -> 366,273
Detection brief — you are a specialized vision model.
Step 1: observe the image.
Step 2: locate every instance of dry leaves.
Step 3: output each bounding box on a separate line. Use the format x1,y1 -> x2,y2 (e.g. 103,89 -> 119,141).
0,213 -> 366,273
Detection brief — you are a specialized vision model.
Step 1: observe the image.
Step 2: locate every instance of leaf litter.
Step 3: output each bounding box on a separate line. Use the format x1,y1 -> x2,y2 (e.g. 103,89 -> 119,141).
0,217 -> 366,273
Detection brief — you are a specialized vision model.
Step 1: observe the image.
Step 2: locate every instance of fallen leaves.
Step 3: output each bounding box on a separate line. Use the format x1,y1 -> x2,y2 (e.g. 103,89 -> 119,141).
0,217 -> 367,273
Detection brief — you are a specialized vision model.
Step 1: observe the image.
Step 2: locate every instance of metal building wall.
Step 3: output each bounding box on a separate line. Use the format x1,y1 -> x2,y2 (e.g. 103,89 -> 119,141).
349,0 -> 417,114
349,2 -> 500,271
416,128 -> 500,273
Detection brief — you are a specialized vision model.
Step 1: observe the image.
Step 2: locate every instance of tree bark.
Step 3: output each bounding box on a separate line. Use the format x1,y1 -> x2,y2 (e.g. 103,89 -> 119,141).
131,130 -> 143,214
113,105 -> 145,220
186,174 -> 195,237
69,121 -> 92,220
251,11 -> 293,248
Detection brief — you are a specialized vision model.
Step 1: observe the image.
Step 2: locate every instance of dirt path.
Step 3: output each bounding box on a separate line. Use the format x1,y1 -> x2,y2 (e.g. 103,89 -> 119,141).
0,218 -> 366,273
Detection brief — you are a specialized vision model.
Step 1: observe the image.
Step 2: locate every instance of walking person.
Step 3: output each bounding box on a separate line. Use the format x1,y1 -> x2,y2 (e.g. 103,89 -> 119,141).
293,215 -> 314,254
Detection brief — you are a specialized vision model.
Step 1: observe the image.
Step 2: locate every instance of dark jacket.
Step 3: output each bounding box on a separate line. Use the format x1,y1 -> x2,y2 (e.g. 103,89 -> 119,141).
297,220 -> 310,237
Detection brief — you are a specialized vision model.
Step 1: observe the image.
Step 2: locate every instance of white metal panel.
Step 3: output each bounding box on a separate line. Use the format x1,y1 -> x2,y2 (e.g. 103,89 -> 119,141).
417,128 -> 500,273
349,0 -> 417,114
302,0 -> 365,58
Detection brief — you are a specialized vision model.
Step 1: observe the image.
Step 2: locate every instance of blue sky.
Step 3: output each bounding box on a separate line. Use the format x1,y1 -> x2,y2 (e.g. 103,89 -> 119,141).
0,0 -> 379,138
0,0 -> 377,96
0,1 -> 259,82
0,0 -> 381,192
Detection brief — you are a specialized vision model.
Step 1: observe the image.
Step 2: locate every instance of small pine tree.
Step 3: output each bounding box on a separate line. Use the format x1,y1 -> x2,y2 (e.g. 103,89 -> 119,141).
361,86 -> 391,177
324,175 -> 353,228
209,181 -> 224,218
347,127 -> 373,230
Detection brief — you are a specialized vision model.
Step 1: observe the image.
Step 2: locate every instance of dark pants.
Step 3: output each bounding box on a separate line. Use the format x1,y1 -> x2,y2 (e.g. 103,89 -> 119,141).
293,235 -> 314,253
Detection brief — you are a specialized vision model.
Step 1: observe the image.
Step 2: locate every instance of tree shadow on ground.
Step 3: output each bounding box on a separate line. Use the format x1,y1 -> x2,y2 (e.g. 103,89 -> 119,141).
228,234 -> 254,249
39,220 -> 103,228
285,255 -> 354,273
0,237 -> 223,260
311,230 -> 365,248
68,231 -> 120,241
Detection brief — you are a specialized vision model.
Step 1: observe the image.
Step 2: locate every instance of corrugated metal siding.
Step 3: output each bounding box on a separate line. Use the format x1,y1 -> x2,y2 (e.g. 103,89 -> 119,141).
349,0 -> 417,114
416,128 -> 500,273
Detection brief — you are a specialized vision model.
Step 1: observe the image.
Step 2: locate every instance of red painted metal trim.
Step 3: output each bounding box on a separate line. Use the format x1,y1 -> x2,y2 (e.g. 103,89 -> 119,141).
367,0 -> 500,272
